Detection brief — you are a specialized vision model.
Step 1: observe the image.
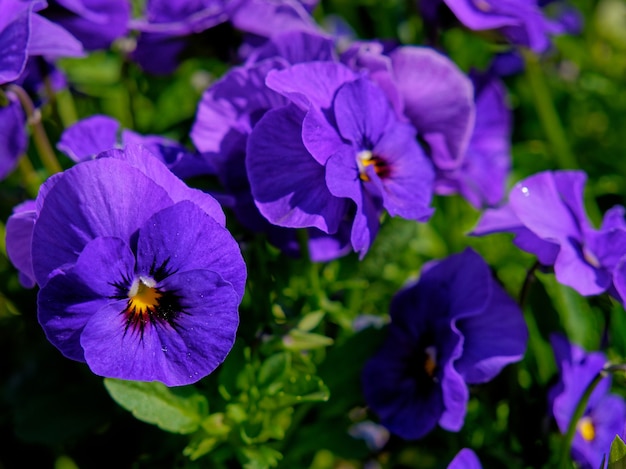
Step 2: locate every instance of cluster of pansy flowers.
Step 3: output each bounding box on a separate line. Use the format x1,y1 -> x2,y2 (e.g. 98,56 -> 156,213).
1,0 -> 625,467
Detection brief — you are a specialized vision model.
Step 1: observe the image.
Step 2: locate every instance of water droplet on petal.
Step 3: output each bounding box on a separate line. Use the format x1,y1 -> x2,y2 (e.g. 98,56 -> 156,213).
520,186 -> 530,197
161,346 -> 168,352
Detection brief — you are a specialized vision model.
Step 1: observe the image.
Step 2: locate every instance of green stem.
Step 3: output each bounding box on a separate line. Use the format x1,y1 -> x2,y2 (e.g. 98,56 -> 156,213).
519,261 -> 540,309
523,50 -> 577,169
17,155 -> 42,198
7,84 -> 62,175
296,229 -> 322,302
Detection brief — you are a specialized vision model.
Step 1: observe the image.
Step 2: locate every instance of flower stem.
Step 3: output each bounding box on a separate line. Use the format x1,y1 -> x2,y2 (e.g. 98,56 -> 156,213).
17,155 -> 42,198
296,229 -> 322,306
519,260 -> 540,308
7,85 -> 62,175
522,50 -> 577,169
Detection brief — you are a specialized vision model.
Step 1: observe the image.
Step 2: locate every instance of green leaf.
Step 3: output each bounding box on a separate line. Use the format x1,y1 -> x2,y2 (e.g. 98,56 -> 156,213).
609,435 -> 626,468
104,379 -> 208,434
258,352 -> 290,390
282,330 -> 333,351
238,446 -> 283,469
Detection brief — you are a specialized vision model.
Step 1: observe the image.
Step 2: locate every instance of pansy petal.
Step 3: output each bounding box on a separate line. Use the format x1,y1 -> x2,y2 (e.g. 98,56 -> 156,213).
32,157 -> 173,286
0,92 -> 27,179
6,201 -> 37,288
455,283 -> 527,383
553,240 -> 609,296
81,269 -> 239,386
390,47 -> 475,169
265,61 -> 358,111
57,114 -> 120,162
0,3 -> 30,84
247,30 -> 335,65
247,105 -> 348,233
100,145 -> 226,226
28,13 -> 84,58
135,201 -> 246,300
439,359 -> 469,431
38,237 -> 135,362
448,449 -> 482,469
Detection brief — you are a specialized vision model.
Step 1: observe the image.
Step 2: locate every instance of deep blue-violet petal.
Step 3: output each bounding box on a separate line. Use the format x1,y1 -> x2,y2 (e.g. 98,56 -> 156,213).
454,280 -> 527,384
265,61 -> 358,111
28,13 -> 85,58
389,47 -> 475,169
135,201 -> 246,300
5,200 -> 36,288
447,449 -> 482,469
100,145 -> 226,226
38,236 -> 135,362
31,157 -> 174,286
0,91 -> 27,180
80,269 -> 239,386
0,0 -> 30,84
247,104 -> 348,233
57,114 -> 120,162
246,30 -> 335,65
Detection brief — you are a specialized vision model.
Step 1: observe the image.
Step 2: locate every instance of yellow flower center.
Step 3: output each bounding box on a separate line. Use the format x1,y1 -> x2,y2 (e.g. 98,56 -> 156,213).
127,276 -> 162,315
578,416 -> 596,442
357,150 -> 390,182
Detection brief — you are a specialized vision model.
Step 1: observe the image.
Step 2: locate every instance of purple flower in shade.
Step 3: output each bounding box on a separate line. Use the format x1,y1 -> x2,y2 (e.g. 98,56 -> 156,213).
472,170 -> 626,296
130,0 -> 236,74
549,334 -> 626,469
340,43 -> 475,173
56,114 -> 212,179
246,61 -> 435,257
448,449 -> 482,469
41,0 -> 130,50
435,70 -> 511,208
229,0 -> 320,39
420,0 -> 567,53
362,249 -> 527,439
6,146 -> 246,385
0,91 -> 27,180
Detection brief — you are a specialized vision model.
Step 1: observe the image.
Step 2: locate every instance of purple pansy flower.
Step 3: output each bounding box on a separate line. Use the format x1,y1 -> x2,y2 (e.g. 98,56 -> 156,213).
549,334 -> 626,469
362,248 -> 527,439
247,61 -> 435,257
472,170 -> 626,296
6,145 -> 246,385
192,31 -> 354,260
448,448 -> 482,469
435,69 -> 511,208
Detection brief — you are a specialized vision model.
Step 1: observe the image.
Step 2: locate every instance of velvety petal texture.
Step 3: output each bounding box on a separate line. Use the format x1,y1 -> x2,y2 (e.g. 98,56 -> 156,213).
362,249 -> 526,439
0,91 -> 27,179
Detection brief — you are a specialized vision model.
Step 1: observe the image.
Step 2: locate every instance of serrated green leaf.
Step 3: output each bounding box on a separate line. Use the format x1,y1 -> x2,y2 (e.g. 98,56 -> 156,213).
609,435 -> 626,468
104,379 -> 208,434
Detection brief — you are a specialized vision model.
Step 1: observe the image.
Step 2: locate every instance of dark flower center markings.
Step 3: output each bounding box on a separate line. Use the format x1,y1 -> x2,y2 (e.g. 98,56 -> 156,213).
577,416 -> 596,441
423,345 -> 438,379
109,259 -> 185,341
357,150 -> 391,182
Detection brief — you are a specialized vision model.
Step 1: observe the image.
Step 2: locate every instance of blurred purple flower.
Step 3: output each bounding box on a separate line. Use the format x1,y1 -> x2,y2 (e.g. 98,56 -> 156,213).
56,114 -> 212,178
448,448 -> 482,469
10,145 -> 245,386
435,70 -> 511,208
42,0 -> 131,50
472,170 -> 626,296
247,61 -> 434,257
0,0 -> 84,85
549,334 -> 626,469
419,0 -> 575,53
0,91 -> 27,180
362,248 -> 527,439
